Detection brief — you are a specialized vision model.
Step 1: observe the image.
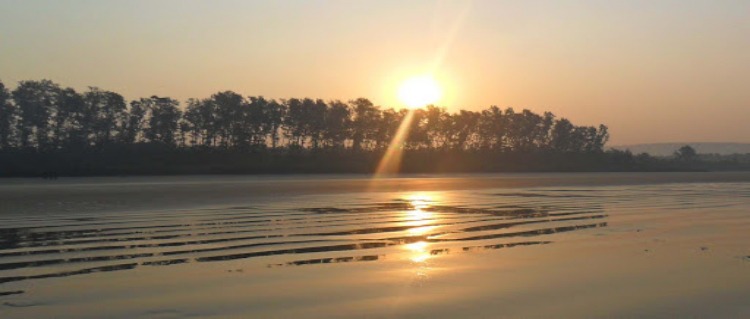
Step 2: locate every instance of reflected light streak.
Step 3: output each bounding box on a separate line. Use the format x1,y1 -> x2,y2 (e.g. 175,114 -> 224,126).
407,225 -> 436,236
410,199 -> 430,210
407,208 -> 432,221
403,219 -> 432,227
405,241 -> 431,263
404,193 -> 433,221
406,193 -> 435,209
404,193 -> 436,221
402,193 -> 440,263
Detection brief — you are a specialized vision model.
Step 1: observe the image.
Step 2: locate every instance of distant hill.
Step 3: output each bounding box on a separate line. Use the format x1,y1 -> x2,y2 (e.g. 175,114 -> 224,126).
612,143 -> 750,156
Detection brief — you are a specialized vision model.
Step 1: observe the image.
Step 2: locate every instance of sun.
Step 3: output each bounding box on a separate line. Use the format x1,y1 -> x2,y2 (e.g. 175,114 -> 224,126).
397,75 -> 442,108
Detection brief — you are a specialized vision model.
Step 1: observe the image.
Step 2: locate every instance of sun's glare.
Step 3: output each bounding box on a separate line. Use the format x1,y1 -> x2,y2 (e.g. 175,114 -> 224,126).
405,241 -> 431,263
406,193 -> 435,208
397,76 -> 442,108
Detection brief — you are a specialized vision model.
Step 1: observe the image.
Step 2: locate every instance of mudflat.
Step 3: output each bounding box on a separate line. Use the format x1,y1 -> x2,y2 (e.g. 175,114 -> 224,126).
1,173 -> 749,318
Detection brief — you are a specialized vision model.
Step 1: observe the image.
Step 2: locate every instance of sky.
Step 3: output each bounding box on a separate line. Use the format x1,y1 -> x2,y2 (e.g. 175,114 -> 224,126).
0,0 -> 748,145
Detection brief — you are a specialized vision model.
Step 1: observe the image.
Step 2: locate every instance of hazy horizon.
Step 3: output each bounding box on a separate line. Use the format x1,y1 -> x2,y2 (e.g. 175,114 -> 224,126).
1,0 -> 748,145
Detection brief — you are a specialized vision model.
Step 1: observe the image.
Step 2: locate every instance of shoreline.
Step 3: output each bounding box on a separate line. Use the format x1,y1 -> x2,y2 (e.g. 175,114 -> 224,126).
2,171 -> 750,216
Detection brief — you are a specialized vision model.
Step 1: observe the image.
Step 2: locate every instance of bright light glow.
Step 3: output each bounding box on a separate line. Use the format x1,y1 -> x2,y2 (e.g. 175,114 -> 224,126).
411,253 -> 430,263
407,208 -> 432,222
405,193 -> 435,209
405,241 -> 429,252
407,225 -> 436,236
402,193 -> 437,221
397,76 -> 442,108
405,241 -> 431,263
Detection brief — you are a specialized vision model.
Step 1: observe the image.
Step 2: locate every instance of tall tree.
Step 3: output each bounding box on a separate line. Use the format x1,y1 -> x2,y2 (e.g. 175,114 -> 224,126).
12,80 -> 62,149
1,78 -> 612,156
210,91 -> 247,148
0,81 -> 16,149
142,96 -> 181,146
550,118 -> 576,152
478,106 -> 507,151
55,88 -> 86,148
350,98 -> 378,151
84,87 -> 128,147
247,96 -> 269,147
306,99 -> 327,149
674,145 -> 697,161
446,110 -> 480,150
283,98 -> 306,148
373,108 -> 403,149
123,99 -> 147,144
323,100 -> 351,148
264,99 -> 285,149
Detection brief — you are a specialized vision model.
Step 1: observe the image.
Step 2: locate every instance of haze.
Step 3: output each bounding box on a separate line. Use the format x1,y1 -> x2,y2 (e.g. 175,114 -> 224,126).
1,0 -> 748,144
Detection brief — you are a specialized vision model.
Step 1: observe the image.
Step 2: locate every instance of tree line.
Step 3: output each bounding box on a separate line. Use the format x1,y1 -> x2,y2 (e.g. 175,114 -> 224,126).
0,79 -> 609,154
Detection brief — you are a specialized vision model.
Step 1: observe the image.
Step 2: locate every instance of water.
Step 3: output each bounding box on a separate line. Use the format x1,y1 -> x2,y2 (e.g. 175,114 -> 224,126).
1,173 -> 749,318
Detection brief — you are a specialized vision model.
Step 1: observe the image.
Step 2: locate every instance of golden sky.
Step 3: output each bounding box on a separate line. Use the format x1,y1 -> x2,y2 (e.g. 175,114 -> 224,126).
1,0 -> 748,144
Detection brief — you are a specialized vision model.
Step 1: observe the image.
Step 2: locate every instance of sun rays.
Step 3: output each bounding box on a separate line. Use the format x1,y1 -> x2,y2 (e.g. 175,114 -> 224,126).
373,109 -> 415,176
373,75 -> 442,176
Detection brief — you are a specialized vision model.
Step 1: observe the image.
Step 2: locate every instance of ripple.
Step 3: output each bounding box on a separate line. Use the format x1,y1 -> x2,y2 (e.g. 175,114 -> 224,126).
0,194 -> 612,295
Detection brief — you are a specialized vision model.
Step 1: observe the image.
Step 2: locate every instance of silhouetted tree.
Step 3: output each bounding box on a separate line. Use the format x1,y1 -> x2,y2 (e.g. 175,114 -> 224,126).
405,108 -> 429,150
551,118 -> 583,153
0,81 -> 16,149
123,99 -> 147,144
283,98 -> 306,148
373,108 -> 402,149
477,106 -> 507,151
262,98 -> 285,149
12,80 -> 61,149
350,98 -> 378,151
55,87 -> 86,148
84,87 -> 128,147
674,145 -> 697,161
141,96 -> 181,146
246,96 -> 270,147
0,78 -> 629,176
448,110 -> 480,150
323,100 -> 351,149
207,91 -> 246,148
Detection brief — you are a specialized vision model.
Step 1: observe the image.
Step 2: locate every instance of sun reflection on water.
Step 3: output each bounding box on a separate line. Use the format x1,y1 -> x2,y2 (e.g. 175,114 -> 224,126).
406,194 -> 433,209
405,241 -> 431,263
407,208 -> 432,222
401,193 -> 441,263
404,193 -> 437,221
407,225 -> 436,236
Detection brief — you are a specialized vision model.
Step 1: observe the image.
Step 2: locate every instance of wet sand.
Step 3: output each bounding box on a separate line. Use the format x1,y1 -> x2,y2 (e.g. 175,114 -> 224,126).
1,173 -> 749,318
